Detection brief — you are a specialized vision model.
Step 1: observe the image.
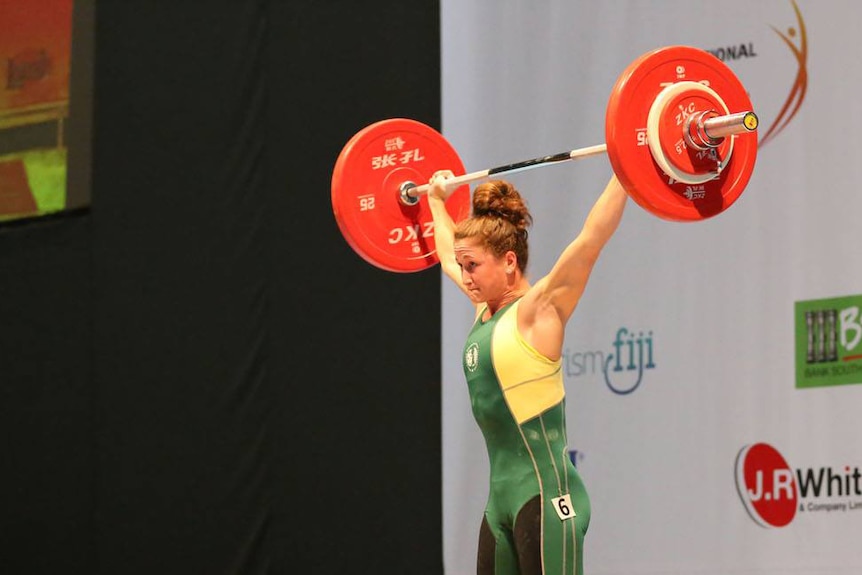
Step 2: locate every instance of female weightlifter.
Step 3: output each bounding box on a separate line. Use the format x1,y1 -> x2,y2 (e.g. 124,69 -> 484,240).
428,171 -> 628,575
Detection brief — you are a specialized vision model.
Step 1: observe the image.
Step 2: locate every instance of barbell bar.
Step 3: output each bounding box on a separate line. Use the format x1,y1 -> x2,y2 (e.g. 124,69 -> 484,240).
398,107 -> 757,204
331,45 -> 759,273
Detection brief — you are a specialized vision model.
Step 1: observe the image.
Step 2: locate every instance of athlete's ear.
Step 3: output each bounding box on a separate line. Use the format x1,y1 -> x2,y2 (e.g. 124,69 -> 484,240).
505,251 -> 518,275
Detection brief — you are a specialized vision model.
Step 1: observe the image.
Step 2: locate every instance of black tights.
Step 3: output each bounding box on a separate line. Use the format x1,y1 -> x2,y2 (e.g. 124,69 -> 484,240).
477,495 -> 542,575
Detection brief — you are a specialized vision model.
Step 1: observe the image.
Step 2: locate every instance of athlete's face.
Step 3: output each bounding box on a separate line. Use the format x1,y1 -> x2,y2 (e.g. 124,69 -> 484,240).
454,237 -> 510,302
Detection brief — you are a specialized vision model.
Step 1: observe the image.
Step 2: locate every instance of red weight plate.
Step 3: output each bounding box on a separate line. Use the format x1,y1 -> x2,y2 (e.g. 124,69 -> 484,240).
651,82 -> 733,180
606,45 -> 757,221
331,118 -> 470,272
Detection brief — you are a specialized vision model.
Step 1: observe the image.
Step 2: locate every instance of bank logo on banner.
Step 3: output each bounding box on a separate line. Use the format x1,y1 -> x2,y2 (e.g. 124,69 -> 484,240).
735,443 -> 862,528
795,294 -> 862,388
563,327 -> 656,395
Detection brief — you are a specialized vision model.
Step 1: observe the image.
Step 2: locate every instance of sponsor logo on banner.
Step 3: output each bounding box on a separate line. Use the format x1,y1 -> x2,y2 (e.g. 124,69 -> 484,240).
705,43 -> 758,63
795,294 -> 862,388
563,327 -> 656,395
759,0 -> 808,148
705,0 -> 808,149
735,443 -> 862,528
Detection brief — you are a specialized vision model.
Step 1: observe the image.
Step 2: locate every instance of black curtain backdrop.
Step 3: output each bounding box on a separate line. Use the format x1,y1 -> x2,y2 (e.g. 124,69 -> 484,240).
0,2 -> 442,574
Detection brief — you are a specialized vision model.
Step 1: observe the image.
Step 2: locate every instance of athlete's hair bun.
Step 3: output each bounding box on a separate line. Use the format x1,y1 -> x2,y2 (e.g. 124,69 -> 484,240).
472,180 -> 532,233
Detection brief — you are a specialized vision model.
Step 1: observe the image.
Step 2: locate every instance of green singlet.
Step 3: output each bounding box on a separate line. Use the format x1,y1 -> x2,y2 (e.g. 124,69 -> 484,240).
463,299 -> 590,575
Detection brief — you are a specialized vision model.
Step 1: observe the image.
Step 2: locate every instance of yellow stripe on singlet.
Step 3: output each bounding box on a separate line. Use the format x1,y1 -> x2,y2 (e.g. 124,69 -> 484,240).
491,300 -> 565,424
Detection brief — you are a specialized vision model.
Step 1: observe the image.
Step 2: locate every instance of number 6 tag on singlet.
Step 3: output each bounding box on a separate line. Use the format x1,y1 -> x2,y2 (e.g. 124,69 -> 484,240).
551,494 -> 576,521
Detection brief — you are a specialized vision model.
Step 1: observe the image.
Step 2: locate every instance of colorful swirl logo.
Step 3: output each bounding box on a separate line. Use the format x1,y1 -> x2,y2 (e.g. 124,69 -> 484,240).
759,0 -> 808,148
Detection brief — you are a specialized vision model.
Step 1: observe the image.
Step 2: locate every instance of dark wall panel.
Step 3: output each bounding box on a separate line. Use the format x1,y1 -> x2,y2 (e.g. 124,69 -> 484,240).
0,1 -> 442,574
268,3 -> 443,573
91,3 -> 271,574
0,215 -> 93,574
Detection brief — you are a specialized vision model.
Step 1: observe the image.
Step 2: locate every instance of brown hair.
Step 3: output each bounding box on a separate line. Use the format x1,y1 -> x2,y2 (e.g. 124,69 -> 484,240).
454,180 -> 533,272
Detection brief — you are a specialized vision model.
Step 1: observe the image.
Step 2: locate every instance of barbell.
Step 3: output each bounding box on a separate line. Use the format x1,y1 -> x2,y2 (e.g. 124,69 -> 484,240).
331,45 -> 759,273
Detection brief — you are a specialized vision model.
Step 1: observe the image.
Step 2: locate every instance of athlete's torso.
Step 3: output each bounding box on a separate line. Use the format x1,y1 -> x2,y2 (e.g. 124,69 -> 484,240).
463,300 -> 570,507
464,299 -> 591,575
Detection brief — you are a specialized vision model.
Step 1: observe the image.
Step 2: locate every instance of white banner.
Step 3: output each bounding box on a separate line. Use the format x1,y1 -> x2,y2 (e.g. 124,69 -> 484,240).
441,1 -> 862,574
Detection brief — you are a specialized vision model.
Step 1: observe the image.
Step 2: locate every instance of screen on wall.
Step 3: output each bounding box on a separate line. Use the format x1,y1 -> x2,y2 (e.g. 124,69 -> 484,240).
0,0 -> 93,224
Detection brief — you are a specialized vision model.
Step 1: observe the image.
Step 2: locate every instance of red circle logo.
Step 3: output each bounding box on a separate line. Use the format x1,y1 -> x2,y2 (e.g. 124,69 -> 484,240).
735,443 -> 798,528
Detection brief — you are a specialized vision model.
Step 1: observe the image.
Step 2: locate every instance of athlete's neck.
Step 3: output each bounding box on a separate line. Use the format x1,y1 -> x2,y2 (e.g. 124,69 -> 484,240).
485,281 -> 530,316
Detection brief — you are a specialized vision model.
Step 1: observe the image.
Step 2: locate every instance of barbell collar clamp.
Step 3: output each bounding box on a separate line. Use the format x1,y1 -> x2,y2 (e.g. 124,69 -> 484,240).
399,181 -> 420,206
686,110 -> 759,151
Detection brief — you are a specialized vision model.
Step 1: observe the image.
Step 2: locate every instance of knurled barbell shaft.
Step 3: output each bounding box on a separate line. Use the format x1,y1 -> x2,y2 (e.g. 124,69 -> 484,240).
402,110 -> 757,202
402,144 -> 607,201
